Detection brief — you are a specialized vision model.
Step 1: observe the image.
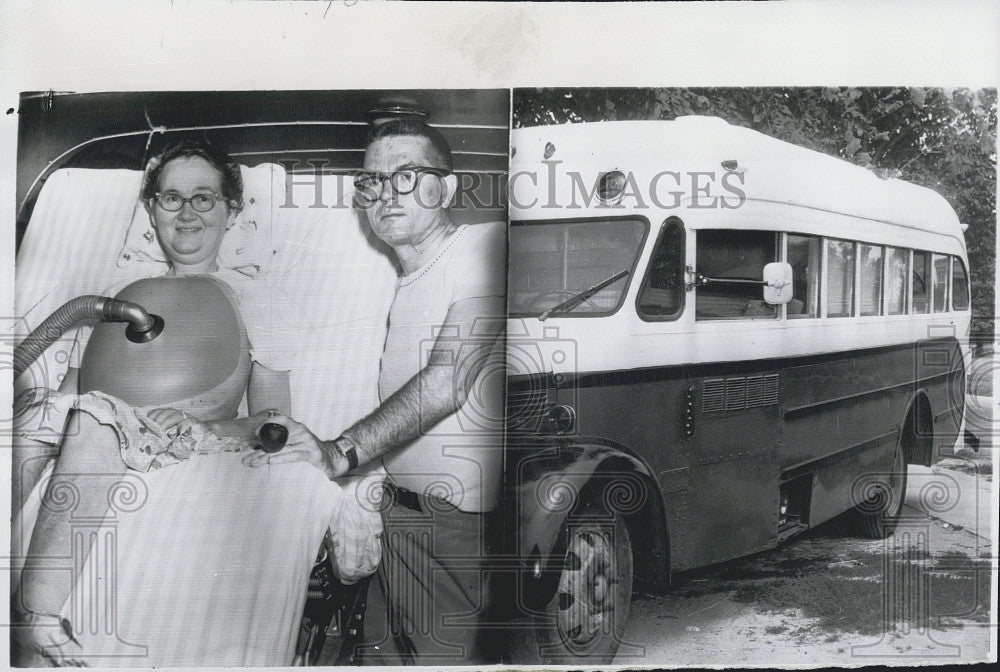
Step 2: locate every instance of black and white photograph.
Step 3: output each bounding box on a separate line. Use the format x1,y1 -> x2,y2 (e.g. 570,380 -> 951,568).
1,1 -> 997,671
504,86 -> 995,665
8,89 -> 509,666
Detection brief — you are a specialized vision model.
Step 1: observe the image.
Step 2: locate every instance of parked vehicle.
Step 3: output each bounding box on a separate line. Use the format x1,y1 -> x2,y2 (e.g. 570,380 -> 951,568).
504,117 -> 970,663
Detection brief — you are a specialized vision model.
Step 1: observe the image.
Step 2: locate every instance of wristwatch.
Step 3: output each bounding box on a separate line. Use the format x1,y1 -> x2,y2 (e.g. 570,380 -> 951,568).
331,435 -> 359,473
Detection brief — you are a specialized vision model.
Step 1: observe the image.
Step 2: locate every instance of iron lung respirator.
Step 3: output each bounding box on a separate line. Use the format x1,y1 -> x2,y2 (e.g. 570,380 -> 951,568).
16,276 -> 252,421
81,276 -> 252,420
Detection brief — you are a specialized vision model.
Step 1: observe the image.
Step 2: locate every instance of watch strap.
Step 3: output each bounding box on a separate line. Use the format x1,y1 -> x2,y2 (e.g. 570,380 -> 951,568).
333,435 -> 359,472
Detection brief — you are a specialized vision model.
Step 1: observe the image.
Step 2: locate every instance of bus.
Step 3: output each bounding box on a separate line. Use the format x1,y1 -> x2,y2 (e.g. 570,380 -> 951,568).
504,117 -> 971,663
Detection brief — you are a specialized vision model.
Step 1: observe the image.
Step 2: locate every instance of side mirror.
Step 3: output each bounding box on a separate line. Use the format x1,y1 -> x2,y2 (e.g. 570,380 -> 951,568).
763,262 -> 794,305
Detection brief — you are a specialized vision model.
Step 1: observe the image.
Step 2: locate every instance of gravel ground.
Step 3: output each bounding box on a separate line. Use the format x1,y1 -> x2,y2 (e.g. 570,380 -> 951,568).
617,458 -> 996,666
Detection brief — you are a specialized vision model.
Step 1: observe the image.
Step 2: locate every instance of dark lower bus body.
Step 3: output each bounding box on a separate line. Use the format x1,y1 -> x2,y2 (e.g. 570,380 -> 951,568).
502,336 -> 964,662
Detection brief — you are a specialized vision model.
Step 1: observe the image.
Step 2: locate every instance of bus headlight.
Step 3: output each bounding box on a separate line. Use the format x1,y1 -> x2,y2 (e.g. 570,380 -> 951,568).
545,404 -> 576,434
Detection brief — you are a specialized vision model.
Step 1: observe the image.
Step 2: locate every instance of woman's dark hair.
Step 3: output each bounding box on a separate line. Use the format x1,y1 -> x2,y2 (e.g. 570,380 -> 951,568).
365,118 -> 453,171
141,140 -> 244,209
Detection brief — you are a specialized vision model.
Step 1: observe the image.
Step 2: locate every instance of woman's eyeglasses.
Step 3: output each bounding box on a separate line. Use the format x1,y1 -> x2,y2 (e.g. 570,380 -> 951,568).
353,167 -> 451,205
152,191 -> 225,213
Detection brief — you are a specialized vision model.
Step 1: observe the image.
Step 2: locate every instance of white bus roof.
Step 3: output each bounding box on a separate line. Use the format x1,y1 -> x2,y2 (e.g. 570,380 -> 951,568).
510,117 -> 964,242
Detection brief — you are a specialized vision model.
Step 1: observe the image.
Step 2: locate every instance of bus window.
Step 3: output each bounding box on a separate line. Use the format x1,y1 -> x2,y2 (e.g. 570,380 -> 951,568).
508,217 -> 646,317
825,239 -> 855,317
952,256 -> 970,310
787,234 -> 820,318
696,229 -> 776,320
912,251 -> 930,314
637,219 -> 685,319
932,254 -> 949,312
885,247 -> 908,315
859,243 -> 883,316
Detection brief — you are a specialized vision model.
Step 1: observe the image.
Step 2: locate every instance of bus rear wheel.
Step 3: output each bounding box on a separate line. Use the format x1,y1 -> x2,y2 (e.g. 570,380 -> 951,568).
848,438 -> 908,539
510,497 -> 633,664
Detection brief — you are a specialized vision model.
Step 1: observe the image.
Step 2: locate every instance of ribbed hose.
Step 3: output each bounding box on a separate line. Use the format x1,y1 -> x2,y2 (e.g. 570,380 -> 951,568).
14,295 -> 159,380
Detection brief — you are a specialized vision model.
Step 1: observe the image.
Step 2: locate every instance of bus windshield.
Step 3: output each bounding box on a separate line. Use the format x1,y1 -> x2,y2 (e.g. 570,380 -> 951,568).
509,217 -> 646,316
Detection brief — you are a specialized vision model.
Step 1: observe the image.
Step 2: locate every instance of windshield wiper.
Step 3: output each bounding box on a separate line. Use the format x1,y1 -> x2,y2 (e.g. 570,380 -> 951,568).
538,269 -> 630,321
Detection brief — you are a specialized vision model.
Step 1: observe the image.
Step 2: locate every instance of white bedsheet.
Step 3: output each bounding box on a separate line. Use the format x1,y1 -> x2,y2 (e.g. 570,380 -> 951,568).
14,452 -> 356,667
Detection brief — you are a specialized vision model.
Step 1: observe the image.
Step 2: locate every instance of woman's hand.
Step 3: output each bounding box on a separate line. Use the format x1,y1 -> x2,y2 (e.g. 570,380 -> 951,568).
240,413 -> 346,480
146,407 -> 191,432
147,407 -> 212,442
11,612 -> 87,667
145,409 -> 225,458
147,408 -> 219,440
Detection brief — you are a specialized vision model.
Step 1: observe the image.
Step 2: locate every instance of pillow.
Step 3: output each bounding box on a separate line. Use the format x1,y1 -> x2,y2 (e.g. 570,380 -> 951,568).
118,163 -> 288,276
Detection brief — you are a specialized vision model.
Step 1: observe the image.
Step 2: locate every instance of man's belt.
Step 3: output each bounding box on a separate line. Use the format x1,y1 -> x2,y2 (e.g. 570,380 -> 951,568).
384,481 -> 425,512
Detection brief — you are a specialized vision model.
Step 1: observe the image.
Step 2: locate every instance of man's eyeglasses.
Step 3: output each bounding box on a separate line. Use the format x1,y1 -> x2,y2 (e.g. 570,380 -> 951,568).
152,191 -> 226,213
353,167 -> 451,205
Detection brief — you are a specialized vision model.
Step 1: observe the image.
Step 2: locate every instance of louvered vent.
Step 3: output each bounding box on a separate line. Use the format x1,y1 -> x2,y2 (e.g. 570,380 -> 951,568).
725,377 -> 745,411
746,375 -> 764,407
703,374 -> 778,413
763,374 -> 779,405
702,379 -> 726,413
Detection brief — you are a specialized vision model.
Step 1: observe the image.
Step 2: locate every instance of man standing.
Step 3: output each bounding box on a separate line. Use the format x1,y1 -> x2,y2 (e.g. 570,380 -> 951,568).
253,119 -> 506,664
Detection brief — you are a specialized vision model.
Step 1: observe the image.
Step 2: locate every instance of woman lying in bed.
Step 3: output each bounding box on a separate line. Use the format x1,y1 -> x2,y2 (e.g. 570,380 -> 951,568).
12,141 -> 379,667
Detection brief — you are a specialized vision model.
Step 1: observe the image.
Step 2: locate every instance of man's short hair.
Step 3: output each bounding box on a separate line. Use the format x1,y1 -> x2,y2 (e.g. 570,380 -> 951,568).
366,118 -> 453,171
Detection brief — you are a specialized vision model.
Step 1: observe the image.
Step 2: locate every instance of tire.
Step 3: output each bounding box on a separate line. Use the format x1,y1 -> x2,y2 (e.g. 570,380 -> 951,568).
847,436 -> 908,539
509,497 -> 633,664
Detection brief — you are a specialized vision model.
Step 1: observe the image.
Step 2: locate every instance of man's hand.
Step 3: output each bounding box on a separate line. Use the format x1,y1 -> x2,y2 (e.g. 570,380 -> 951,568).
240,413 -> 348,480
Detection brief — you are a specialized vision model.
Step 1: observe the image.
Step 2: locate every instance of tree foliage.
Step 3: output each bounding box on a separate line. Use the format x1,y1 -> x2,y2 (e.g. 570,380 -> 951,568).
515,88 -> 996,343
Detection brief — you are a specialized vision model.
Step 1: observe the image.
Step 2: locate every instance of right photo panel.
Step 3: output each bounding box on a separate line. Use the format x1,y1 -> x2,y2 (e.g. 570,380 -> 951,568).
503,87 -> 994,666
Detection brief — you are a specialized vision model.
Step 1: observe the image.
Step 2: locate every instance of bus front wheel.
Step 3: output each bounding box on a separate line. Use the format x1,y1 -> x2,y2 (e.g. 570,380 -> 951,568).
510,497 -> 633,664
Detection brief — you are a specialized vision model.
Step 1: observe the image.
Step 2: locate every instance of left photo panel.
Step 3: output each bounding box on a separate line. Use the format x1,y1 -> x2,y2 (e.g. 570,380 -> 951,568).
10,89 -> 510,667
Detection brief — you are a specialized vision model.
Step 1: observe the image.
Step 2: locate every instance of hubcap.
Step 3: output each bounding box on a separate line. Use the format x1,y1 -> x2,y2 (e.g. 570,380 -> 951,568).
556,527 -> 616,649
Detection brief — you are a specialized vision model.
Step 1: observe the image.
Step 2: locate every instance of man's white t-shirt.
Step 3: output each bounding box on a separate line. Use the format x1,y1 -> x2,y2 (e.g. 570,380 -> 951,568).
378,222 -> 507,513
